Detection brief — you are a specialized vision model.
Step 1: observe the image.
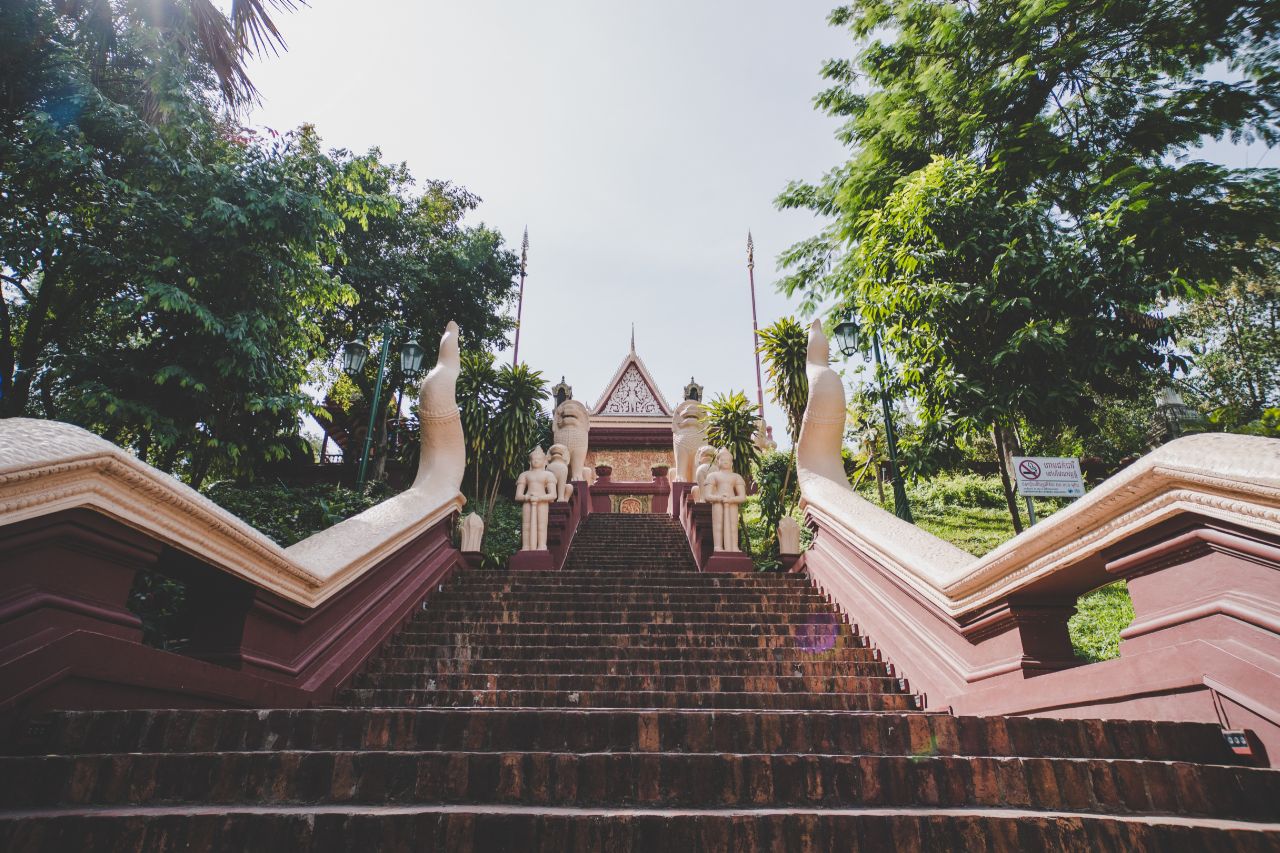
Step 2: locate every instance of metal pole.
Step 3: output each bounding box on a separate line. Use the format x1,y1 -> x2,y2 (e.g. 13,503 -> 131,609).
873,333 -> 913,524
513,227 -> 528,366
357,326 -> 392,488
747,232 -> 765,422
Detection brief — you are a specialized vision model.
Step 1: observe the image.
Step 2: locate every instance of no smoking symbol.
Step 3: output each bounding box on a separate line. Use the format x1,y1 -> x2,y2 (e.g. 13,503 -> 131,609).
1018,460 -> 1042,480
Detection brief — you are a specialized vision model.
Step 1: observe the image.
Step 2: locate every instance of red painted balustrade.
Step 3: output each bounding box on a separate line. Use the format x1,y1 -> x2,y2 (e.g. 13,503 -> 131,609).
796,321 -> 1280,765
0,322 -> 473,739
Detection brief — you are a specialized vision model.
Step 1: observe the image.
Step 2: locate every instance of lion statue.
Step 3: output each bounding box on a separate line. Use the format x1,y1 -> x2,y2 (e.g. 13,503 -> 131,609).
671,399 -> 707,482
552,399 -> 591,481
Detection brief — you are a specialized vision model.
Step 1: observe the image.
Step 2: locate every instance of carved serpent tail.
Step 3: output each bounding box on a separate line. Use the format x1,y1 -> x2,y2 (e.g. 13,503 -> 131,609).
412,321 -> 465,494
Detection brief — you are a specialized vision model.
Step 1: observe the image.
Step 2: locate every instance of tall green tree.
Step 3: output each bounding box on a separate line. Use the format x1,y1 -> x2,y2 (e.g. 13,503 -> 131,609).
1179,263 -> 1280,430
0,2 -> 379,484
321,160 -> 519,480
779,0 -> 1280,523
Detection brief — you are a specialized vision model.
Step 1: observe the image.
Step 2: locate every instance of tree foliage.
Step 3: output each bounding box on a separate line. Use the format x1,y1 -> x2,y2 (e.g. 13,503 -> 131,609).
1,2 -> 519,488
319,161 -> 519,479
50,0 -> 298,107
779,0 -> 1280,472
1179,263 -> 1280,431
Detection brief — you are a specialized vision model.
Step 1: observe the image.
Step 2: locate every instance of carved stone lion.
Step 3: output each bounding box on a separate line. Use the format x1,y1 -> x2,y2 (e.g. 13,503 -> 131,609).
552,399 -> 591,481
671,400 -> 707,483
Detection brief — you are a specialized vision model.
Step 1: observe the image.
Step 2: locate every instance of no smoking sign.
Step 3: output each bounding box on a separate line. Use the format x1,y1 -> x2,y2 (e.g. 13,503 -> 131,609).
1011,456 -> 1084,498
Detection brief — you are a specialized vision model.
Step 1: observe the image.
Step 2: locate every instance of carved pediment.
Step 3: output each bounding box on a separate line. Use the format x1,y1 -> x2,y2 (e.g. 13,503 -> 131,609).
593,352 -> 672,418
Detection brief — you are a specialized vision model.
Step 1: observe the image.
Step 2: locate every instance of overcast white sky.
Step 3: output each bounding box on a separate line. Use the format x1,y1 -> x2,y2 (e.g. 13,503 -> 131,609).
244,1 -> 853,445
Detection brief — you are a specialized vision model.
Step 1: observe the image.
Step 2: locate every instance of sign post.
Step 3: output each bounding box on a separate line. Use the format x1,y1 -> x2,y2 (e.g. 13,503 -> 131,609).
1011,456 -> 1086,525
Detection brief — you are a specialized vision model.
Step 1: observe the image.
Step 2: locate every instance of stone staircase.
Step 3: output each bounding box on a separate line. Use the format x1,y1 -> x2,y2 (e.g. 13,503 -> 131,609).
3,513 -> 1278,850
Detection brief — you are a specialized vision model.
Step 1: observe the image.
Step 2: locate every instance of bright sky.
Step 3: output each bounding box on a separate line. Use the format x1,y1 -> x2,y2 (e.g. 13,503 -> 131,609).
244,1 -> 853,445
244,4 -> 1271,449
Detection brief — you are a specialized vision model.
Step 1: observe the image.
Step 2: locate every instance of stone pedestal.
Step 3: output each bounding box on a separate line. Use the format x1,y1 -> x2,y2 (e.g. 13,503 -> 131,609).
704,552 -> 756,573
780,553 -> 803,573
509,550 -> 555,572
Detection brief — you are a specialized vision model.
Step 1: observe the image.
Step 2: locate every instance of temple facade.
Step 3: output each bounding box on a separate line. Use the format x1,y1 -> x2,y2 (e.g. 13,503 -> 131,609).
549,341 -> 708,514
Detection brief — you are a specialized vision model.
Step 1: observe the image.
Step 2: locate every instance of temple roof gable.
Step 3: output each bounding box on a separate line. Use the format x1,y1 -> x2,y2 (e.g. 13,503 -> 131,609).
592,349 -> 672,418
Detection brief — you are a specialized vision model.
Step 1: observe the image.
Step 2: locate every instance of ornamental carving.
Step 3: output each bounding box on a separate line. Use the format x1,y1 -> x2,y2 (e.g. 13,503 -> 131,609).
599,365 -> 664,416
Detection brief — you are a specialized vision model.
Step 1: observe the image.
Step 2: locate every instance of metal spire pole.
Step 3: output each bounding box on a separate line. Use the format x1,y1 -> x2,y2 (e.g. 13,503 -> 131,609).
512,226 -> 528,366
747,231 -> 766,422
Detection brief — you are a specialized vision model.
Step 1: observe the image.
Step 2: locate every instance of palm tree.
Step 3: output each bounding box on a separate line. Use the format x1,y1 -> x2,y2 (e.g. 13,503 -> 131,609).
458,356 -> 547,528
54,0 -> 298,106
701,391 -> 761,485
756,317 -> 809,446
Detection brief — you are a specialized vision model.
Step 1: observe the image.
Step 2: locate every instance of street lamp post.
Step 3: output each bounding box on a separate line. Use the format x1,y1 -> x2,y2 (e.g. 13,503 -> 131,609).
832,317 -> 914,524
341,326 -> 426,488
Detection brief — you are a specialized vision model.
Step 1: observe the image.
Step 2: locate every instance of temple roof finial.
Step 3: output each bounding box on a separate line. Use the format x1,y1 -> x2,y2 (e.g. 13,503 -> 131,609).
630,323 -> 635,353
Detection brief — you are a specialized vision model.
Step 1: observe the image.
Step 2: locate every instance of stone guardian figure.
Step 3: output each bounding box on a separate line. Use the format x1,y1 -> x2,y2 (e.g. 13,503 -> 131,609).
704,447 -> 747,552
552,399 -> 591,482
514,447 -> 558,550
671,400 -> 708,482
690,445 -> 717,503
547,444 -> 575,502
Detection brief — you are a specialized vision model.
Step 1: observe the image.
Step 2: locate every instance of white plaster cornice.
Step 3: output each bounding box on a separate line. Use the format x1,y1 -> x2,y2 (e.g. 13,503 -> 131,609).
0,323 -> 467,609
795,321 -> 1280,618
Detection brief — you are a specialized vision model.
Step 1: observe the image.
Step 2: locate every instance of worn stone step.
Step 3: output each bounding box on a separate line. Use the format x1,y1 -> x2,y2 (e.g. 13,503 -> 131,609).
347,673 -> 902,695
334,689 -> 918,710
391,621 -> 859,640
451,574 -> 806,587
19,710 -> 1246,766
360,658 -> 895,678
432,591 -> 832,606
370,643 -> 883,663
6,806 -> 1279,853
409,609 -> 851,626
383,631 -> 867,652
5,751 -> 1276,821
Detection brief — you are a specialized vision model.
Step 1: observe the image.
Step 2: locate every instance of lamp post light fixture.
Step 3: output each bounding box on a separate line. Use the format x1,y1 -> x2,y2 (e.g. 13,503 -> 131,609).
831,316 -> 914,524
342,327 -> 426,488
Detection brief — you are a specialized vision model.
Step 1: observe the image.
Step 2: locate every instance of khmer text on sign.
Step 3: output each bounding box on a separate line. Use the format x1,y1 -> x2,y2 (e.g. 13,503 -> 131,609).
1011,456 -> 1085,498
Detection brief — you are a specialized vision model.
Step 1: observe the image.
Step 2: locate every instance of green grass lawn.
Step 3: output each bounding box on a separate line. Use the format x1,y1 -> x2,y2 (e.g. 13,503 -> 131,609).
852,473 -> 1133,663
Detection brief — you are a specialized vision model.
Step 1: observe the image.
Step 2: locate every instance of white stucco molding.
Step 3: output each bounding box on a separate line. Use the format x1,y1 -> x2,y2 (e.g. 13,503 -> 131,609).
796,320 -> 1280,618
0,322 -> 467,608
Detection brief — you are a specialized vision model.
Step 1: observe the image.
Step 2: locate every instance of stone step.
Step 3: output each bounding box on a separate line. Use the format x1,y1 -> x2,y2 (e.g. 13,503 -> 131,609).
18,710 -> 1245,765
5,805 -> 1277,853
390,621 -> 859,639
409,609 -> 851,626
360,658 -> 895,678
4,751 -> 1276,821
333,689 -> 919,710
382,631 -> 866,652
369,644 -> 884,663
346,673 -> 903,695
432,590 -> 832,605
451,572 -> 803,586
